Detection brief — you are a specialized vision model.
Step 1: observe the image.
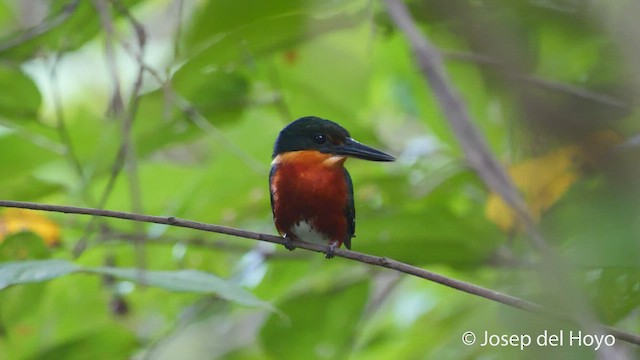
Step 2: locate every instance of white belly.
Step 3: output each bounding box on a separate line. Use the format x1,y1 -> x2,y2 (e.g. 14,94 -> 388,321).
290,220 -> 331,245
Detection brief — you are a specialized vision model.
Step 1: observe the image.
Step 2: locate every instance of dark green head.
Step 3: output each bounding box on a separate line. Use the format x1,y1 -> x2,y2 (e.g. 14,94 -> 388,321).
273,116 -> 395,162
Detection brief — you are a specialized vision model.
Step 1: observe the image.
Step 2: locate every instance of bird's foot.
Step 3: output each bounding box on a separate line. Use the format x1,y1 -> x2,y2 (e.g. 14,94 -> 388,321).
283,233 -> 296,251
325,242 -> 339,259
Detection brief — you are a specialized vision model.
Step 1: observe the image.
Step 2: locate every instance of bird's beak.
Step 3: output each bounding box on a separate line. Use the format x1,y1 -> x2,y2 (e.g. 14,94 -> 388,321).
332,138 -> 395,162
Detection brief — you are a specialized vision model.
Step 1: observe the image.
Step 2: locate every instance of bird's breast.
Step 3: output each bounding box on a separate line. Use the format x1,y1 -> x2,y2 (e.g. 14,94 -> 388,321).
270,150 -> 349,245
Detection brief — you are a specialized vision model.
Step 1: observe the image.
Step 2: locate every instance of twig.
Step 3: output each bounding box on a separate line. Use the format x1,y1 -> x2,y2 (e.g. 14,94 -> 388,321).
384,0 -> 545,251
47,54 -> 93,204
267,57 -> 293,122
106,0 -> 148,277
0,0 -> 80,53
112,0 -> 147,224
175,96 -> 269,174
172,0 -> 184,61
93,0 -> 124,115
109,23 -> 268,175
73,0 -> 148,258
442,50 -> 629,110
0,199 -> 638,346
96,228 -> 308,259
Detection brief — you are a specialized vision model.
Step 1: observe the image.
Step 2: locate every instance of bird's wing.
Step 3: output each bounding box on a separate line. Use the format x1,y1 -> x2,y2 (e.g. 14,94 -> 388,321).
269,165 -> 277,218
343,168 -> 355,250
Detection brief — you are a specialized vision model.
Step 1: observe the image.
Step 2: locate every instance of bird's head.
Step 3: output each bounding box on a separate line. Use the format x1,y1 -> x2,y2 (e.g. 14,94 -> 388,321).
272,116 -> 395,162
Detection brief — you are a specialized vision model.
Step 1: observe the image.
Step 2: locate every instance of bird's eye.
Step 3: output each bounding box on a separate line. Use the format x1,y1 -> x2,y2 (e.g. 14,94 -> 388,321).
314,134 -> 327,145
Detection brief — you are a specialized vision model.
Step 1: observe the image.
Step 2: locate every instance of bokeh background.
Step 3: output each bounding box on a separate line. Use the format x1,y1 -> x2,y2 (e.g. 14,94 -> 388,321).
0,0 -> 639,359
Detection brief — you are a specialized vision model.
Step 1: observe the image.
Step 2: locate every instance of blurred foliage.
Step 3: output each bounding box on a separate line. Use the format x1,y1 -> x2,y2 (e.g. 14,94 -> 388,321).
0,0 -> 639,359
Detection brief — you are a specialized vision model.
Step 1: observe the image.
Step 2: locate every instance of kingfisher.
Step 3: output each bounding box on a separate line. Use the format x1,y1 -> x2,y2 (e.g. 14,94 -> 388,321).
269,116 -> 395,258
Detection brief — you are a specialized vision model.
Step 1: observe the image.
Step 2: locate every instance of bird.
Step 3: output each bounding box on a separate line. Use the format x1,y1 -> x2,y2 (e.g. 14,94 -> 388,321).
269,116 -> 395,258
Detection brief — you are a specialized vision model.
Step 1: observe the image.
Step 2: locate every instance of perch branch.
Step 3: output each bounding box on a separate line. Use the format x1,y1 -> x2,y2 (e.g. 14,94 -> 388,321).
0,199 -> 638,346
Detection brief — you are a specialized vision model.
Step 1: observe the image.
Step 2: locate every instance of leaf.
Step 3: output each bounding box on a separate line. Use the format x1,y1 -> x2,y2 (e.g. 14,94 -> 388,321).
86,267 -> 274,310
591,268 -> 640,324
542,183 -> 640,268
0,259 -> 79,290
260,280 -> 369,359
0,233 -> 50,261
170,69 -> 250,125
358,210 -> 501,266
0,132 -> 59,183
485,146 -> 582,232
0,64 -> 41,120
0,281 -> 47,327
185,0 -> 364,51
0,259 -> 272,309
26,326 -> 138,360
356,170 -> 502,266
0,209 -> 61,247
0,175 -> 63,201
485,130 -> 624,232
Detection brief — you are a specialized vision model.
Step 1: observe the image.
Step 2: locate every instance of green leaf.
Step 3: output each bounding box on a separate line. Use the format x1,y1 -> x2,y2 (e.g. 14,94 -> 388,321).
0,282 -> 47,327
87,267 -> 274,310
543,182 -> 640,267
0,259 -> 272,309
0,232 -> 51,261
0,175 -> 63,201
170,69 -> 250,125
0,133 -> 59,183
591,268 -> 640,324
0,65 -> 41,120
185,0 -> 364,51
26,325 -> 138,360
260,280 -> 369,359
0,259 -> 79,290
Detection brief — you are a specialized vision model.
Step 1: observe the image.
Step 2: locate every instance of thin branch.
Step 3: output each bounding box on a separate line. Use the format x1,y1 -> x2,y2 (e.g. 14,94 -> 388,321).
47,54 -> 94,205
93,0 -> 125,115
111,0 -> 147,220
442,50 -> 630,110
103,6 -> 268,176
0,0 -> 80,53
96,228 -> 308,259
109,20 -> 268,175
267,56 -> 293,122
517,75 -> 629,109
172,0 -> 184,61
176,97 -> 269,175
0,120 -> 65,154
0,199 -> 638,346
384,0 -> 545,251
73,1 -> 148,258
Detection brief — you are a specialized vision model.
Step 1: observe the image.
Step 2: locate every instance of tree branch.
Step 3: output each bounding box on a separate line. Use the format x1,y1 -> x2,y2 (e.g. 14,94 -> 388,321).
0,0 -> 81,53
0,199 -> 638,346
383,2 -> 625,358
442,50 -> 630,110
384,0 -> 544,251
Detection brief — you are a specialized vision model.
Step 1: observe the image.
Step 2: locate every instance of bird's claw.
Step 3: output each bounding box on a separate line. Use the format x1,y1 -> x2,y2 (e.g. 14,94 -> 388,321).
283,234 -> 296,251
325,242 -> 338,259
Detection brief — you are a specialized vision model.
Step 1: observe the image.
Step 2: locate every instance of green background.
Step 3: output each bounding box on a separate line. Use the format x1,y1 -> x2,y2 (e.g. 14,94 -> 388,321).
0,0 -> 639,359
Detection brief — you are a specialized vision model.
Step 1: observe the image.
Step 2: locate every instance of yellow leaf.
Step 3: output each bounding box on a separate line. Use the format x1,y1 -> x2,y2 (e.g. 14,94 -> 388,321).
485,146 -> 582,233
486,130 -> 624,233
0,209 -> 61,246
